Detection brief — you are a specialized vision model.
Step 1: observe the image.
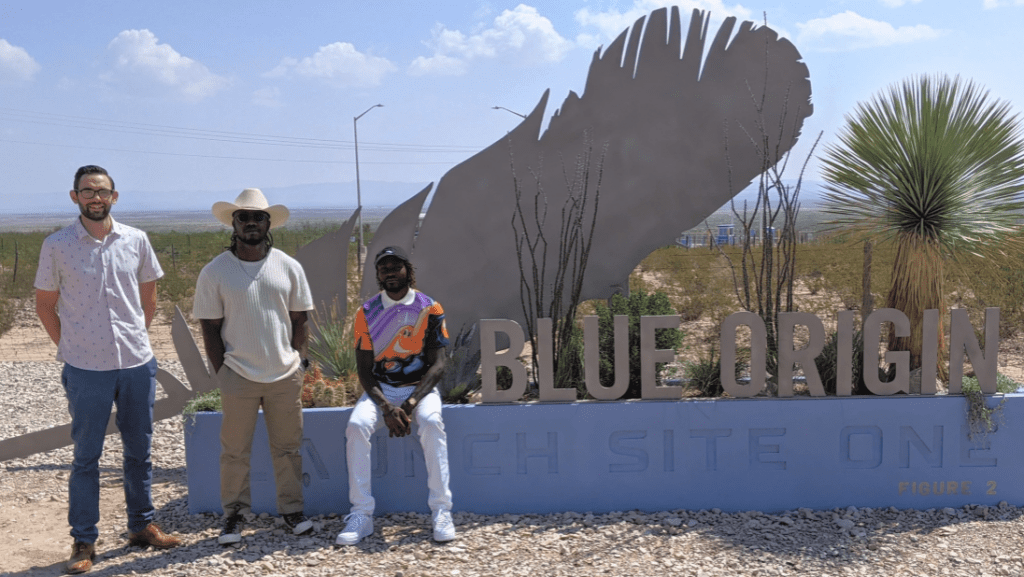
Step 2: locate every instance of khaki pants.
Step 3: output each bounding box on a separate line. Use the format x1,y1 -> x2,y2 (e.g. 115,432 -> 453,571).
218,365 -> 305,517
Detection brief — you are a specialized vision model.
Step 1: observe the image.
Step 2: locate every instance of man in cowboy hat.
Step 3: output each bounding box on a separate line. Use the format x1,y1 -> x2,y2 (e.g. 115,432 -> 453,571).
335,246 -> 456,545
35,165 -> 181,574
193,188 -> 315,545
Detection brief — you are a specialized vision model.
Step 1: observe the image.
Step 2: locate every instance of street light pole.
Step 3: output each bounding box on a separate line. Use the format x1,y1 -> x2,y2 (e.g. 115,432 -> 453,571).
354,103 -> 383,267
492,105 -> 526,118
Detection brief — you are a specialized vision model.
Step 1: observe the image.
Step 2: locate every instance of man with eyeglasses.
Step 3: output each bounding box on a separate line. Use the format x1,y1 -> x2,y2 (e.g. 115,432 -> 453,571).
35,165 -> 182,574
193,189 -> 315,546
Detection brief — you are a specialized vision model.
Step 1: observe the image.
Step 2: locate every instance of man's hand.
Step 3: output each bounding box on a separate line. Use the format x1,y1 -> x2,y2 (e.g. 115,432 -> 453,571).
35,289 -> 61,346
382,404 -> 411,437
399,396 -> 419,416
199,318 -> 226,375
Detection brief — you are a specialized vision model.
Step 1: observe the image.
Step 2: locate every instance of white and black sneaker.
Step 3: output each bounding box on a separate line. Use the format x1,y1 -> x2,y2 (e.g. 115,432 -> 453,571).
283,512 -> 314,535
218,514 -> 243,545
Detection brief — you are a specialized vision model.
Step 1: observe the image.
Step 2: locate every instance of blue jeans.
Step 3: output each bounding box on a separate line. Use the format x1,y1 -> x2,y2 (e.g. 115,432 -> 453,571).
62,357 -> 157,543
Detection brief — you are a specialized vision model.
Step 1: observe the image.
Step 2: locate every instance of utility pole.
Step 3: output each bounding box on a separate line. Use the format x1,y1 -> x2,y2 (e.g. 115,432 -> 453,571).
353,104 -> 383,267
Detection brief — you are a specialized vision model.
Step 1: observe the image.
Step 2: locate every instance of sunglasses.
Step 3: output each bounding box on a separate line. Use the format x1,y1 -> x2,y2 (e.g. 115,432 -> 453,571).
233,211 -> 269,223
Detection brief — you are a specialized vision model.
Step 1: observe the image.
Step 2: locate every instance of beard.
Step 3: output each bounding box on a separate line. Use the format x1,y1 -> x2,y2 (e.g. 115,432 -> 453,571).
78,202 -> 110,221
383,276 -> 410,292
240,234 -> 266,246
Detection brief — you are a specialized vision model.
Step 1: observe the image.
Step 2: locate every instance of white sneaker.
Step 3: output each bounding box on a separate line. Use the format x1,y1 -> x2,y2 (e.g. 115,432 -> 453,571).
432,510 -> 456,542
335,513 -> 373,545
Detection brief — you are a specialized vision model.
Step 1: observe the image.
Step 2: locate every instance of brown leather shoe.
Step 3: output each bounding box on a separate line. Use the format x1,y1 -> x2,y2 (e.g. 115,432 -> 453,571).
65,541 -> 95,574
127,523 -> 182,549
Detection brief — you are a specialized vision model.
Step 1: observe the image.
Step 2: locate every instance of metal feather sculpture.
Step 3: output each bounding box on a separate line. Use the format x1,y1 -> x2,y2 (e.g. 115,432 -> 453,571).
0,8 -> 813,462
376,7 -> 812,338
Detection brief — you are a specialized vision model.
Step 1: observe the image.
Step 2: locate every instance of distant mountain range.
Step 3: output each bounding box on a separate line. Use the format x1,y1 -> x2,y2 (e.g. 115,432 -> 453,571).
726,179 -> 827,209
15,181 -> 433,214
13,179 -> 827,215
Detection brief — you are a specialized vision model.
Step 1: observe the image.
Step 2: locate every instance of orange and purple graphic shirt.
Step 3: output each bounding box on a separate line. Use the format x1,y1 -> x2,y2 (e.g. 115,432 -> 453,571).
353,291 -> 450,386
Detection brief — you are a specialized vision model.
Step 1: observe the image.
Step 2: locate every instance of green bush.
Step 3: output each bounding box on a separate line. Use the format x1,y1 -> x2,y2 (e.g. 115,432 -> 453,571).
961,372 -> 1018,441
594,291 -> 684,399
556,322 -> 586,397
961,373 -> 1020,395
952,246 -> 1024,341
309,304 -> 357,379
684,346 -> 748,397
0,295 -> 15,337
182,388 -> 222,423
0,232 -> 48,338
439,324 -> 482,404
633,246 -> 733,323
815,329 -> 870,395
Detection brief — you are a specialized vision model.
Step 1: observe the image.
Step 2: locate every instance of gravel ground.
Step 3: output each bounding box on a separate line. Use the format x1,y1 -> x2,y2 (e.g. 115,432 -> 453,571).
3,360 -> 1024,577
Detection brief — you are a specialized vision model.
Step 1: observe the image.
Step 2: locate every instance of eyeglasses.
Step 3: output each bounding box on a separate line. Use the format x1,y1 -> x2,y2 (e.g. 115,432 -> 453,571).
233,211 -> 269,223
76,188 -> 114,200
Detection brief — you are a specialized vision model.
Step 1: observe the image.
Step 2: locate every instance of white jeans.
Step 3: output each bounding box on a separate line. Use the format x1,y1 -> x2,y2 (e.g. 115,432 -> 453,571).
345,384 -> 452,516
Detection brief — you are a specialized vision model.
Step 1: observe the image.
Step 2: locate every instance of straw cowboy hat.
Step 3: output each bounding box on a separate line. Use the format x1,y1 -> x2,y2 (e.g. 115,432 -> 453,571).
212,188 -> 290,229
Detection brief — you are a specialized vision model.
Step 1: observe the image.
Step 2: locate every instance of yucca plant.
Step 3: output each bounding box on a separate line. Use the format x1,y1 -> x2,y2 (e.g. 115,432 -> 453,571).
308,301 -> 358,379
820,75 -> 1024,378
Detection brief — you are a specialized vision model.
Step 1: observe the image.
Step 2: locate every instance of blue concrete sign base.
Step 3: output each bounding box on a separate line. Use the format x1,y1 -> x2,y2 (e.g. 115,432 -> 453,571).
184,395 -> 1022,516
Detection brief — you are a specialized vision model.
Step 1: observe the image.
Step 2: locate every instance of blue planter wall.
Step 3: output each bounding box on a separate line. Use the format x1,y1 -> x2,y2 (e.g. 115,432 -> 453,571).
185,395 -> 1024,515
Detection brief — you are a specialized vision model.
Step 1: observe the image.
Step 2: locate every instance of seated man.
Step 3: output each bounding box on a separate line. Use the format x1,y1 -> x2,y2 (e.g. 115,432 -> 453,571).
336,246 -> 455,545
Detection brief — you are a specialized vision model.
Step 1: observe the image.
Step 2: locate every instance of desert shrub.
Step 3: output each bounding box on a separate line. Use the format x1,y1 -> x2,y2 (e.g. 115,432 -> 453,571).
950,245 -> 1024,340
961,373 -> 1019,441
146,226 -> 344,321
804,270 -> 826,297
684,346 -> 748,397
182,388 -> 223,424
633,246 -> 733,323
309,303 -> 357,379
961,373 -> 1020,395
594,291 -> 684,399
439,325 -> 482,404
495,366 -> 515,391
794,236 -> 895,317
148,231 -> 228,321
557,322 -> 586,398
0,232 -> 48,338
795,239 -> 861,307
815,329 -> 870,395
0,294 -> 15,337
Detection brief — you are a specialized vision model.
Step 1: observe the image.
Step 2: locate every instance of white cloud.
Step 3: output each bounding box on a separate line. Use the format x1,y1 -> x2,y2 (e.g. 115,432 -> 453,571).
409,53 -> 467,77
796,11 -> 941,51
984,0 -> 1024,7
265,42 -> 395,87
409,4 -> 573,77
574,0 -> 753,48
252,87 -> 283,108
0,39 -> 40,83
879,0 -> 922,7
104,29 -> 229,102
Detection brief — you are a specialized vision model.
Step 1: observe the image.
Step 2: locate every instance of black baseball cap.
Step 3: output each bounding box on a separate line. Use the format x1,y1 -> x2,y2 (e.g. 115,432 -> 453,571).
374,246 -> 410,266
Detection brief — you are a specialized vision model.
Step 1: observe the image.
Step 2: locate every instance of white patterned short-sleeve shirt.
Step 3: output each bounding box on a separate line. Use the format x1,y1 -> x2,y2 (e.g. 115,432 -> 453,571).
34,217 -> 164,371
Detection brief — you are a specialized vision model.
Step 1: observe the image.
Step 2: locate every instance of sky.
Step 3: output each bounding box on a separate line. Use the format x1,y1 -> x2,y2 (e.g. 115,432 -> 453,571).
2,0 -> 1023,212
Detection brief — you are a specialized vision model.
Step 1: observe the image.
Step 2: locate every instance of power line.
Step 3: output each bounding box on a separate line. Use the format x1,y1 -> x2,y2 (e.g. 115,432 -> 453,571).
0,107 -> 484,153
0,138 -> 461,165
